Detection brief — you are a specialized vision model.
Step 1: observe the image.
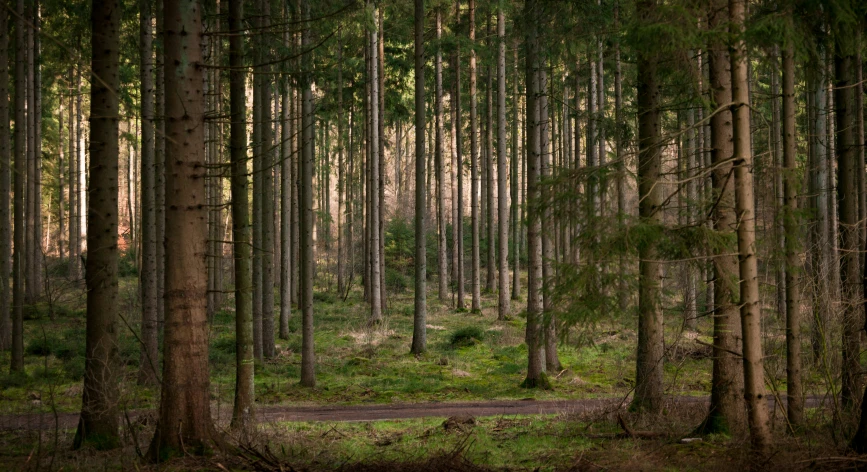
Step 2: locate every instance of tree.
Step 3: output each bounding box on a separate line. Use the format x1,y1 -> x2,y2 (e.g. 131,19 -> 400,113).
435,7 -> 449,303
74,0 -> 121,449
469,0 -> 481,313
11,0 -> 25,373
299,0 -> 316,388
631,0 -> 664,414
781,27 -> 803,431
496,0 -> 509,320
0,2 -> 11,352
454,0 -> 465,310
138,0 -> 159,387
730,0 -> 771,450
369,2 -> 383,324
833,3 -> 861,410
147,0 -> 218,459
229,0 -> 254,429
522,0 -> 547,390
696,0 -> 744,435
411,0 -> 427,355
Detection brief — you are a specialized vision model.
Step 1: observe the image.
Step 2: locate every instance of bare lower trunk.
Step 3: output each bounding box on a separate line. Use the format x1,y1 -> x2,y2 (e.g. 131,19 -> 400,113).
229,0 -> 254,429
11,0 -> 24,371
496,2 -> 509,319
369,6 -> 383,323
781,38 -> 803,431
522,0 -> 546,389
0,3 -> 11,351
299,0 -> 316,388
730,0 -> 771,450
469,0 -> 481,313
435,9 -> 449,303
696,0 -> 745,435
411,0 -> 427,354
834,22 -> 862,411
74,0 -> 121,448
454,1 -> 465,310
632,0 -> 663,414
147,0 -> 218,458
138,0 -> 159,386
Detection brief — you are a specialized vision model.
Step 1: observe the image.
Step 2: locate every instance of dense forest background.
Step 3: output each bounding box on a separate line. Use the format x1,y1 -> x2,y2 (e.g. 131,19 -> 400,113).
0,0 -> 866,468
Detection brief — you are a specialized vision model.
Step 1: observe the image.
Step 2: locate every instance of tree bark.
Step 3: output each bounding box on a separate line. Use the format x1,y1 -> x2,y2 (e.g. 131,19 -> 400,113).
454,0 -> 465,310
511,41 -> 520,301
260,0 -> 275,359
469,0 -> 481,313
696,0 -> 745,435
485,14 -> 495,295
522,0 -> 546,389
435,8 -> 449,303
781,37 -> 803,431
147,0 -> 218,458
730,0 -> 771,451
11,0 -> 25,371
138,0 -> 159,386
834,17 -> 862,411
0,2 -> 11,351
74,0 -> 121,449
369,2 -> 383,323
229,0 -> 254,429
631,0 -> 664,414
496,1 -> 509,319
299,0 -> 316,387
411,0 -> 427,354
539,67 -> 560,372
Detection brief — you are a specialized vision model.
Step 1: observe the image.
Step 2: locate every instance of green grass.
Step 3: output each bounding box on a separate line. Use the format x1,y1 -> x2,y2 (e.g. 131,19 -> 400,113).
263,414 -> 596,469
0,271 -> 731,415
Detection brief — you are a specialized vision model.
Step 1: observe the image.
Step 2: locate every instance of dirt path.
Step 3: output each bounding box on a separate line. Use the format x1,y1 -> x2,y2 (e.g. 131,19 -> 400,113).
0,395 -> 830,431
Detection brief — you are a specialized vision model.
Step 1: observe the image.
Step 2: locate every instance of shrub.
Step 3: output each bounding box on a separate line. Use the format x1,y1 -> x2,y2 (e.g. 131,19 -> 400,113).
385,267 -> 410,293
449,326 -> 485,347
26,334 -> 58,356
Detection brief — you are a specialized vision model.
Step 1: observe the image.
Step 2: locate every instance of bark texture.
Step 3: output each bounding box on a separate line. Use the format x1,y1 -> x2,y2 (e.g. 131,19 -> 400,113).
74,0 -> 121,449
147,0 -> 217,459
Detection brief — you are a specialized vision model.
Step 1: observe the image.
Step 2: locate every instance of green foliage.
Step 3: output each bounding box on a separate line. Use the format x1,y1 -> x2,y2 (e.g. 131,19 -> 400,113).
385,267 -> 410,293
118,250 -> 138,277
449,326 -> 485,347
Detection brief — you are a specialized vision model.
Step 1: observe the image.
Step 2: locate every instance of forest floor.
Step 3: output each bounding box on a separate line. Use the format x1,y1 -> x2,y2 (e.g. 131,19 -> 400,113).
0,267 -> 860,470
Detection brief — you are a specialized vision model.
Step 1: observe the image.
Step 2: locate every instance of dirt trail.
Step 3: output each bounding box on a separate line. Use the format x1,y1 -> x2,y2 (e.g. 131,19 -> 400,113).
0,395 -> 830,431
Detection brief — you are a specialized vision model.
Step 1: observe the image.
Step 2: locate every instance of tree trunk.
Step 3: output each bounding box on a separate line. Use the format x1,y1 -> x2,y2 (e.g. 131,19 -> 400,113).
252,2 -> 264,361
485,14 -> 495,295
11,0 -> 25,371
335,30 -> 345,298
522,0 -> 547,389
299,0 -> 316,387
454,0 -> 465,310
369,3 -> 383,323
614,2 -> 627,313
631,0 -> 663,414
539,67 -> 560,372
496,1 -> 509,319
74,0 -> 121,449
469,0 -> 481,313
781,36 -> 803,431
730,0 -> 771,451
435,8 -> 449,303
0,2 -> 11,351
68,66 -> 79,282
229,0 -> 254,429
155,0 -> 166,332
696,0 -> 745,435
138,0 -> 159,386
411,0 -> 427,354
260,0 -> 275,359
147,0 -> 218,458
511,41 -> 520,301
834,19 -> 862,411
